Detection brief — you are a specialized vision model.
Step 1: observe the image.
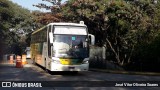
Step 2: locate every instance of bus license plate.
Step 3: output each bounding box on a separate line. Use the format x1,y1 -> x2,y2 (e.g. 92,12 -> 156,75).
60,59 -> 70,65
69,67 -> 75,69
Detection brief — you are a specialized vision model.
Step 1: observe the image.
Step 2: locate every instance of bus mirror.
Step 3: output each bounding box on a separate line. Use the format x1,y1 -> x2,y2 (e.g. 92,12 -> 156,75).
88,34 -> 95,45
49,32 -> 53,43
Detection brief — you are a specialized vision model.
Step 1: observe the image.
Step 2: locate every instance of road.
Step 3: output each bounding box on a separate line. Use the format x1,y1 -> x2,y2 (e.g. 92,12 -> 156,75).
0,59 -> 160,90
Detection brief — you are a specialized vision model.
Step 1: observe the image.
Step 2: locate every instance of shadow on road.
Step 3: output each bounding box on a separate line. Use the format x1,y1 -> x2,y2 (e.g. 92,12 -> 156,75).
1,62 -> 160,90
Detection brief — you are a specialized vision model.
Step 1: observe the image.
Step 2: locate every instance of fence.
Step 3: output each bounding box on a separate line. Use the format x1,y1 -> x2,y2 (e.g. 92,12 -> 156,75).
89,46 -> 123,70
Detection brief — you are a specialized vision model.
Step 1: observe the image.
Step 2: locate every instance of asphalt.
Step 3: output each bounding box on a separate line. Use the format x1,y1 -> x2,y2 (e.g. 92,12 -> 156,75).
1,59 -> 160,76
1,59 -> 160,90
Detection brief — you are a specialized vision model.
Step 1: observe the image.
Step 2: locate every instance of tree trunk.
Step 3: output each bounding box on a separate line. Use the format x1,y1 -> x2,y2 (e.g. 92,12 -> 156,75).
106,38 -> 121,65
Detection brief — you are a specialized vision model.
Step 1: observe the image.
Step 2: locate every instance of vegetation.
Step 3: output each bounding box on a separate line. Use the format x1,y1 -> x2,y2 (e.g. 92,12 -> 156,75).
0,0 -> 34,57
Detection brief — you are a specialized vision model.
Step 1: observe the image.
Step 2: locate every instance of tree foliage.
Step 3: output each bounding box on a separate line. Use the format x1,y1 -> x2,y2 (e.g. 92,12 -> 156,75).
32,11 -> 62,25
32,0 -> 64,25
0,0 -> 34,56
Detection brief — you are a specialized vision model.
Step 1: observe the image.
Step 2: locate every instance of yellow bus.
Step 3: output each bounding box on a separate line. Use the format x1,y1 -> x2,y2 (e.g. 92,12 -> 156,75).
31,21 -> 95,72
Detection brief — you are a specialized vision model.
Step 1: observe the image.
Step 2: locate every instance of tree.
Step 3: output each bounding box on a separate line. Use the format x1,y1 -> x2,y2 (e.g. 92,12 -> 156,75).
32,11 -> 62,25
0,0 -> 15,57
32,0 -> 64,25
0,0 -> 34,57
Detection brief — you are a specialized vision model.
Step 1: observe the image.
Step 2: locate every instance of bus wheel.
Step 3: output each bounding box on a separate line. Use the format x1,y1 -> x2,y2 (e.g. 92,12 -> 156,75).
45,69 -> 49,73
45,59 -> 49,73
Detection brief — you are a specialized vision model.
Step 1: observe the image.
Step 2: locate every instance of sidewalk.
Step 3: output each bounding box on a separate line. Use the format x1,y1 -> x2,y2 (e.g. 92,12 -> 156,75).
90,68 -> 160,76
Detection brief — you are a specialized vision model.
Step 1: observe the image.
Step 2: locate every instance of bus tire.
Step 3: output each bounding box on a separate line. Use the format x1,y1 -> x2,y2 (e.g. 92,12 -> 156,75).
71,71 -> 78,74
45,59 -> 49,72
45,69 -> 49,73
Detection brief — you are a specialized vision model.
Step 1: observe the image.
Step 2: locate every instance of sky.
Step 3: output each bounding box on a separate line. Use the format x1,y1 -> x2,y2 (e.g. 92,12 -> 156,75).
11,0 -> 67,12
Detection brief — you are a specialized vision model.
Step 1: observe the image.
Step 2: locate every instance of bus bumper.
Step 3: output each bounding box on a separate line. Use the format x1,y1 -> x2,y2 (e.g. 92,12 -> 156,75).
50,63 -> 89,71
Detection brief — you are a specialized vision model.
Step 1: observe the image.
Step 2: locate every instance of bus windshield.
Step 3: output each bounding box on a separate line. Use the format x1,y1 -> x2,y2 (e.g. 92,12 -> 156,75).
53,35 -> 89,59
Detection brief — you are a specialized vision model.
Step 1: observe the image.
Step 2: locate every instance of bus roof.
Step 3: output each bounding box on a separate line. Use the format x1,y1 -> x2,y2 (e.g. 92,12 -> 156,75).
47,22 -> 86,27
32,22 -> 87,35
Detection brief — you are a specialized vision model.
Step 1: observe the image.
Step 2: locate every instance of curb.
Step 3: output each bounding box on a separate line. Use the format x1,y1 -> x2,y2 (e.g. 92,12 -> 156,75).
89,68 -> 160,76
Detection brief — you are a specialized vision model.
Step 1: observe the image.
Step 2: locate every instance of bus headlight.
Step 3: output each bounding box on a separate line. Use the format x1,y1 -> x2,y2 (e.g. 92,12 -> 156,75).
53,60 -> 61,64
82,60 -> 89,64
